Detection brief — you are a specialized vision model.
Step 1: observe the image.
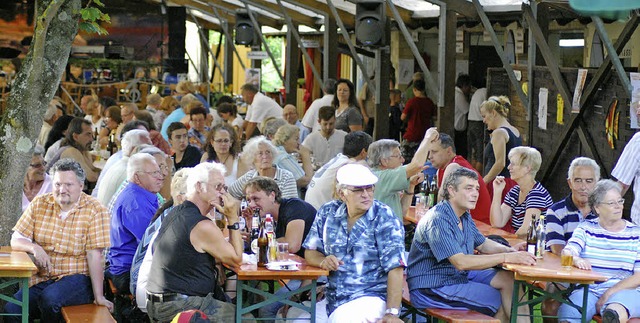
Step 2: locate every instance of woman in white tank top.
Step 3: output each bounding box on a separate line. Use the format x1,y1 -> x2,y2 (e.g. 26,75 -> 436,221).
201,124 -> 242,185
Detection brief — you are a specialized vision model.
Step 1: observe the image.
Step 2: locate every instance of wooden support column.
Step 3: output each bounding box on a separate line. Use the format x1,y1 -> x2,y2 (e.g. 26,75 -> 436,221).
437,7 -> 456,135
324,16 -> 338,81
223,21 -> 234,86
285,26 -> 299,105
534,4 -> 549,66
374,20 -> 391,140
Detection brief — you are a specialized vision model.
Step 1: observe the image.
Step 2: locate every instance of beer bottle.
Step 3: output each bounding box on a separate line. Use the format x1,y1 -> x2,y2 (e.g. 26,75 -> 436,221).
428,178 -> 437,208
251,208 -> 260,242
535,215 -> 546,259
257,221 -> 269,267
526,216 -> 537,255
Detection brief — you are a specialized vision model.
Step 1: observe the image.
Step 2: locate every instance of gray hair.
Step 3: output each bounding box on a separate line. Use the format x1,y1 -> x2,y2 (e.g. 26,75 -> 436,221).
243,136 -> 278,164
442,167 -> 478,200
367,139 -> 400,168
33,145 -> 45,157
147,93 -> 162,105
180,93 -> 198,108
261,118 -> 287,139
122,129 -> 150,156
138,145 -> 166,158
186,162 -> 227,195
50,158 -> 86,184
568,157 -> 601,181
272,124 -> 299,147
127,153 -> 156,180
588,179 -> 622,212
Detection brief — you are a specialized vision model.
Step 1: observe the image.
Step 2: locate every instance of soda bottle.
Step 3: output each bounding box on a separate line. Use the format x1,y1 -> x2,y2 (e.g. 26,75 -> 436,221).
265,214 -> 277,262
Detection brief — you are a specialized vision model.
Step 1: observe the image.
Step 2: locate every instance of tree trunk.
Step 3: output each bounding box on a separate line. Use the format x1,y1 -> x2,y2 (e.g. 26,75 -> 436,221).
0,0 -> 80,244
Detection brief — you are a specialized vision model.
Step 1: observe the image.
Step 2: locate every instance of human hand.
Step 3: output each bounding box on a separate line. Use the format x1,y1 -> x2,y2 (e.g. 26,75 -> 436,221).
363,115 -> 370,126
425,127 -> 439,142
409,173 -> 425,187
375,314 -> 404,323
505,251 -> 536,266
213,193 -> 240,222
573,257 -> 591,270
493,176 -> 506,192
319,255 -> 343,271
596,291 -> 612,313
94,296 -> 114,312
32,245 -> 52,273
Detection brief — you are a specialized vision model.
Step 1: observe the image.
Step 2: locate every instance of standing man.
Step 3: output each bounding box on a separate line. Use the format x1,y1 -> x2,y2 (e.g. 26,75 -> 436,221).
401,79 -> 436,161
107,153 -> 164,321
611,125 -> 640,225
146,162 -> 246,322
305,131 -> 372,210
302,106 -> 347,166
302,78 -> 336,133
407,167 -> 535,322
283,104 -> 310,143
358,76 -> 376,135
467,84 -> 487,171
454,74 -> 471,158
428,132 -> 492,224
303,164 -> 406,323
6,159 -> 112,322
242,83 -> 283,139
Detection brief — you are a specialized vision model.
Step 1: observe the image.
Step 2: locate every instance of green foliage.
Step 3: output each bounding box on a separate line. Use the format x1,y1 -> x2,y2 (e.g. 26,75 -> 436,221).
261,36 -> 284,93
78,0 -> 110,35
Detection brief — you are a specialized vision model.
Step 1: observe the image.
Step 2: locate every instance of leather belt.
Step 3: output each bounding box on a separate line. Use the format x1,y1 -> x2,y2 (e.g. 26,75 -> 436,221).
146,292 -> 189,303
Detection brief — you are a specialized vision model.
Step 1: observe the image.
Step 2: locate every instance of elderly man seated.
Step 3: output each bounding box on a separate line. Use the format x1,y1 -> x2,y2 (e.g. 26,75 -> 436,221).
303,163 -> 405,323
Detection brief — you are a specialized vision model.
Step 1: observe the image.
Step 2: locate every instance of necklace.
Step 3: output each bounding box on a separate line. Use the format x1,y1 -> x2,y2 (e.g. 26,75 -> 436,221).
219,153 -> 231,165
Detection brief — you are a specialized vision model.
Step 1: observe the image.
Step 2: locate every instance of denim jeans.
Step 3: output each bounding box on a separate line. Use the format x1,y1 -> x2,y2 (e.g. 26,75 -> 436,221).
4,274 -> 94,323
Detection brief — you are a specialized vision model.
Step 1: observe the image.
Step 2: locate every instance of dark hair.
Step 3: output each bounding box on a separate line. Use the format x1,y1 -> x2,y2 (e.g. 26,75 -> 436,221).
241,83 -> 259,93
104,106 -> 122,124
190,106 -> 208,118
438,133 -> 456,153
204,123 -> 239,161
50,158 -> 86,184
331,79 -> 358,108
99,96 -> 117,108
133,110 -> 156,131
217,103 -> 237,116
215,95 -> 234,107
122,120 -> 149,135
318,106 -> 335,121
456,74 -> 471,88
343,131 -> 373,158
62,118 -> 91,151
244,176 -> 282,204
442,167 -> 478,200
44,115 -> 74,152
413,79 -> 426,92
167,122 -> 187,139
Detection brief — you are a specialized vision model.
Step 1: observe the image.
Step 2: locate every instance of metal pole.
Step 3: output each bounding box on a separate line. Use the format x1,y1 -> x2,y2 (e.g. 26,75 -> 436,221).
244,4 -> 285,84
209,5 -> 246,70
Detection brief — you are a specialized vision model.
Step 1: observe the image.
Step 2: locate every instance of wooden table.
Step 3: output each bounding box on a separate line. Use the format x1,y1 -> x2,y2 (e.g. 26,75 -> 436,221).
0,250 -> 37,323
503,252 -> 606,323
226,254 -> 328,322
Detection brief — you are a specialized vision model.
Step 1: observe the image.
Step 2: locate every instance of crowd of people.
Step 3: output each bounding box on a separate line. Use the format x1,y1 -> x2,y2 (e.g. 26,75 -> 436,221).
6,77 -> 640,323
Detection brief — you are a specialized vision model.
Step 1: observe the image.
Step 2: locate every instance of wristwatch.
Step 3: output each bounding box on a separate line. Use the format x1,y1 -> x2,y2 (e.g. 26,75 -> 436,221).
227,222 -> 240,230
385,308 -> 400,316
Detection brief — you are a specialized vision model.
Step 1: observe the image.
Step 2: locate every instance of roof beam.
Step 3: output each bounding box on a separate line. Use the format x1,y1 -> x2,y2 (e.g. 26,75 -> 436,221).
239,0 -> 320,28
168,0 -> 282,28
427,0 -> 478,19
291,0 -> 355,28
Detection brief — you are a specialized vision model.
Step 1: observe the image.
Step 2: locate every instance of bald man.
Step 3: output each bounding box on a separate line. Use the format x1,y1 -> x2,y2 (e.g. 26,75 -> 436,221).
283,104 -> 309,143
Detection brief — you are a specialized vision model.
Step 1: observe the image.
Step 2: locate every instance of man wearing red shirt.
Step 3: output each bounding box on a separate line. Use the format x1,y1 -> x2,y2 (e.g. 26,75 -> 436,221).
401,79 -> 436,161
428,132 -> 491,225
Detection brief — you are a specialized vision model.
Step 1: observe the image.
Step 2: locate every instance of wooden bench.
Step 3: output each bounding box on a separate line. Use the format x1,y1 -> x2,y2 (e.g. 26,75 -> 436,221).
401,276 -> 499,323
61,304 -> 116,323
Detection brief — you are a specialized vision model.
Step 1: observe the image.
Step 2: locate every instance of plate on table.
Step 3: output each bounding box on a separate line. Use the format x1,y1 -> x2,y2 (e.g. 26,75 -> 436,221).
266,260 -> 301,271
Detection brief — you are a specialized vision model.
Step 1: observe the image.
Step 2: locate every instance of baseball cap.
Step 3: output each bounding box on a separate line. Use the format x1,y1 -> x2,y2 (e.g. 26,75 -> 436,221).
171,310 -> 209,323
336,163 -> 378,187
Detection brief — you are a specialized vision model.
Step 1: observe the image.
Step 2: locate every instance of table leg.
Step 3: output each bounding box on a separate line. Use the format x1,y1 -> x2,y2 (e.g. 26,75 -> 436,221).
510,280 -> 521,323
309,280 -> 317,323
236,279 -> 244,323
21,277 -> 28,323
581,284 -> 589,323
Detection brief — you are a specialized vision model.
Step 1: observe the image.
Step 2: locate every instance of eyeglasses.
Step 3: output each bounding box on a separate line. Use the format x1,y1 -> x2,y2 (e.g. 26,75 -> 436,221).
214,139 -> 231,144
140,170 -> 163,178
345,185 -> 375,194
213,183 -> 228,192
388,154 -> 403,159
601,198 -> 625,207
29,162 -> 47,168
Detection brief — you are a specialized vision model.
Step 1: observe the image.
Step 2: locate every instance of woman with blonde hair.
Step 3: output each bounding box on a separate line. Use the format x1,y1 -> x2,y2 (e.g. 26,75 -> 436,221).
272,124 -> 314,188
490,146 -> 553,236
481,95 -> 522,199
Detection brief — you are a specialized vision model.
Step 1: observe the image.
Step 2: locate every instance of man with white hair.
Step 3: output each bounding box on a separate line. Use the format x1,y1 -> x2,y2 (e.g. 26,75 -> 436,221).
303,163 -> 406,323
38,99 -> 64,146
107,153 -> 164,321
146,162 -> 246,322
95,129 -> 152,206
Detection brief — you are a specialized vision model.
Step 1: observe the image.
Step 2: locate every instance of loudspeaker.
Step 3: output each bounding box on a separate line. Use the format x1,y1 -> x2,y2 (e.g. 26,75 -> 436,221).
235,10 -> 255,46
355,0 -> 386,48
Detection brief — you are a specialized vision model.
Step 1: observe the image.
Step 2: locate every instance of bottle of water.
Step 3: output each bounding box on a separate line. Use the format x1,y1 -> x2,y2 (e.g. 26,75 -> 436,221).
535,215 -> 546,259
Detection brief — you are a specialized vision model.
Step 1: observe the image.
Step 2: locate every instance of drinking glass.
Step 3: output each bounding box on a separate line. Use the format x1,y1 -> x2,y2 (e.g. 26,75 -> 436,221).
278,242 -> 289,261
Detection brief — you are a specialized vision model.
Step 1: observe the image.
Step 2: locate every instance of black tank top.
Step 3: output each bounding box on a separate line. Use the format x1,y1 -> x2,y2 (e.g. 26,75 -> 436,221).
146,201 -> 217,296
483,127 -> 522,177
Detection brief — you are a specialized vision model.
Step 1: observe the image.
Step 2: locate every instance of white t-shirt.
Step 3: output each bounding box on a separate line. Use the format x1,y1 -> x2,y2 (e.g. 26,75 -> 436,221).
468,88 -> 486,122
245,92 -> 283,124
302,94 -> 334,132
302,129 -> 347,166
611,131 -> 640,224
454,87 -> 470,131
305,155 -> 367,209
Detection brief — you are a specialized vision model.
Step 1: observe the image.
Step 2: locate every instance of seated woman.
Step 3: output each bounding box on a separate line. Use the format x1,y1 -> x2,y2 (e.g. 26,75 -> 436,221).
559,179 -> 640,323
201,124 -> 244,185
227,136 -> 298,199
490,146 -> 553,237
272,124 -> 314,188
99,106 -> 123,148
23,146 -> 52,211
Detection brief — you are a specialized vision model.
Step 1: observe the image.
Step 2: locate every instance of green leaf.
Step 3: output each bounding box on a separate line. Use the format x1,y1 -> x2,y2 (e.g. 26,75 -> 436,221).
100,13 -> 111,23
81,7 -> 101,21
92,0 -> 105,7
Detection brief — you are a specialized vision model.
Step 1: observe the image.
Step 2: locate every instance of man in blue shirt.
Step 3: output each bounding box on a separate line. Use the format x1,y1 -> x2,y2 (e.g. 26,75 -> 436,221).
407,167 -> 536,321
107,153 -> 164,321
303,163 -> 406,323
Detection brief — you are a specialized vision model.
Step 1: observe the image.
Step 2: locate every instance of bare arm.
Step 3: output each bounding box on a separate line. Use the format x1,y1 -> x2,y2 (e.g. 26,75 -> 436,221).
86,249 -> 113,310
449,249 -> 536,271
483,129 -> 508,183
349,124 -> 364,132
550,244 -> 564,256
401,173 -> 423,216
489,176 -> 512,228
514,208 -> 541,238
305,249 -> 343,271
191,195 -> 243,266
596,272 -> 640,310
385,267 -> 403,311
244,122 -> 257,139
617,181 -> 631,196
476,238 -> 515,254
405,127 -> 439,177
296,146 -> 314,187
11,234 -> 51,271
279,219 -> 306,253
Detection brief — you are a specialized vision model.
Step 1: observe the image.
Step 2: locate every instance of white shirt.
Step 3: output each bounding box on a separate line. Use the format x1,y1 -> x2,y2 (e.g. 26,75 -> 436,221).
454,87 -> 470,131
302,94 -> 334,132
302,129 -> 347,166
611,131 -> 640,224
305,155 -> 368,209
245,92 -> 283,124
468,88 -> 486,122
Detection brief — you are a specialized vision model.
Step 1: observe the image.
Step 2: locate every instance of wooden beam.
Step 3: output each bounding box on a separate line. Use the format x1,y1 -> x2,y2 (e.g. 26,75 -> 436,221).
189,15 -> 221,31
523,5 -> 572,112
169,0 -> 282,29
292,0 -> 355,28
576,121 -> 608,177
239,0 -> 319,28
430,0 -> 478,19
540,12 -> 640,182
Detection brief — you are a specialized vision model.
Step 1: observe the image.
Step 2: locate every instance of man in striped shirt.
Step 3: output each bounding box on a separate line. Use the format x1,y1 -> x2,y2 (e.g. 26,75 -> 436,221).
407,167 -> 535,322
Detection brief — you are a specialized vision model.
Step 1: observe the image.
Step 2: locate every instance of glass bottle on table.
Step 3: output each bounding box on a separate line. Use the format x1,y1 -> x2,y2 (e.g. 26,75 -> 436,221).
257,220 -> 269,267
526,216 -> 537,255
265,214 -> 277,262
250,208 -> 261,254
535,215 -> 546,259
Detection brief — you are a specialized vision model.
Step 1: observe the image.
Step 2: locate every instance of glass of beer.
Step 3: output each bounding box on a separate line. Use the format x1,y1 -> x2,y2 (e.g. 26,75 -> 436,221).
215,211 -> 227,230
561,250 -> 573,270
